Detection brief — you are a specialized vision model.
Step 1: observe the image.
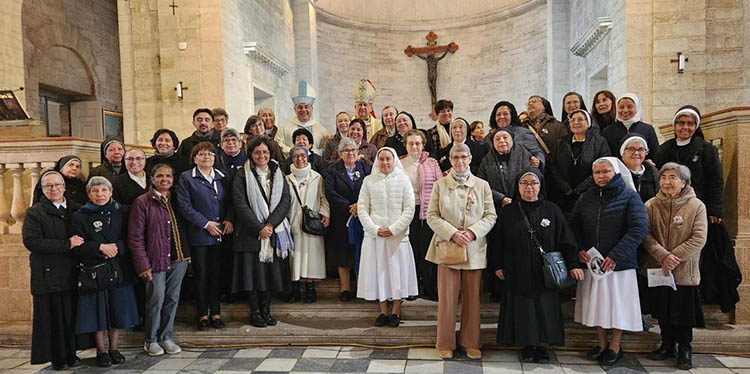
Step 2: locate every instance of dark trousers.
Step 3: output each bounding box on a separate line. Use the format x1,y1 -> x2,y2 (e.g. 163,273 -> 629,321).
409,207 -> 437,298
192,245 -> 222,317
220,235 -> 235,297
659,320 -> 693,349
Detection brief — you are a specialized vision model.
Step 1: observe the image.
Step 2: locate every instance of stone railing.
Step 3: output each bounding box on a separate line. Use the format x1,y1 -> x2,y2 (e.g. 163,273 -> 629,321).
0,137 -> 151,234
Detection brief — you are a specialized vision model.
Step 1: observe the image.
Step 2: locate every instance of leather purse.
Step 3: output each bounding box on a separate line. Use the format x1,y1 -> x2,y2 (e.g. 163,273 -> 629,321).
291,181 -> 326,236
519,204 -> 576,289
436,187 -> 473,265
77,257 -> 122,293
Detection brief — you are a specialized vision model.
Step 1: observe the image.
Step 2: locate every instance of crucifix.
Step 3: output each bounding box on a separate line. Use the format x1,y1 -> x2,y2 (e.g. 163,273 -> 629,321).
404,31 -> 459,106
169,0 -> 178,15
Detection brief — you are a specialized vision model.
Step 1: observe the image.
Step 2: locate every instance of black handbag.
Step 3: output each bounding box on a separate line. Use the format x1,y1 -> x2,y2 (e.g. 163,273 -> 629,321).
77,257 -> 122,293
291,181 -> 326,236
519,204 -> 576,289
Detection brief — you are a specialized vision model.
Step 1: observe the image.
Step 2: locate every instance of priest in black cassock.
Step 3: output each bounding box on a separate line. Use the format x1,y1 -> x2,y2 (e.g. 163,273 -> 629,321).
492,168 -> 581,363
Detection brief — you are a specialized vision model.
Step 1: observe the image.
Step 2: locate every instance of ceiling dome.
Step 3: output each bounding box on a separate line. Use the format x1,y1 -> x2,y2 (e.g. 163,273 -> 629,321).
312,0 -> 542,31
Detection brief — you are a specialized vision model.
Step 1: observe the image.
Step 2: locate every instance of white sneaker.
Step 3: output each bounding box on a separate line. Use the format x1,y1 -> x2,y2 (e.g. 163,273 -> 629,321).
144,341 -> 164,356
160,339 -> 182,355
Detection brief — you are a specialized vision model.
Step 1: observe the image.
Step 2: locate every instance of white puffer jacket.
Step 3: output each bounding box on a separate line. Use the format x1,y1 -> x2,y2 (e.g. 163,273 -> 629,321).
357,148 -> 415,243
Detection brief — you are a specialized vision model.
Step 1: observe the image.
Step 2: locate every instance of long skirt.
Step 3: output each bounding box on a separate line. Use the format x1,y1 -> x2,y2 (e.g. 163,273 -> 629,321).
498,288 -> 565,346
649,285 -> 705,328
31,291 -> 77,365
75,285 -> 140,333
357,237 -> 419,301
574,269 -> 642,331
232,251 -> 291,293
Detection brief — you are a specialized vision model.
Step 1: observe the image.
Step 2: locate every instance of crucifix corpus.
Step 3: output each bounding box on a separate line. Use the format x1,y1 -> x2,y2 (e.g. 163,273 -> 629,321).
404,31 -> 459,106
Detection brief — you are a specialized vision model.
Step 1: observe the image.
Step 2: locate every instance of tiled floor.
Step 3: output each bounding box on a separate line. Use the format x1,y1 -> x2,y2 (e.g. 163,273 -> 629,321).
0,346 -> 748,373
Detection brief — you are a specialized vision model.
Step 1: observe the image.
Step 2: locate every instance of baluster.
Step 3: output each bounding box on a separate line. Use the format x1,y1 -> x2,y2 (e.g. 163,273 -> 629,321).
0,165 -> 9,230
26,163 -> 41,207
8,164 -> 26,234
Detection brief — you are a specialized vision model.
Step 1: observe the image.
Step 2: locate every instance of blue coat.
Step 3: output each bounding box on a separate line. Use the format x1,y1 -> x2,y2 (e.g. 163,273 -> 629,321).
569,174 -> 647,271
176,166 -> 232,246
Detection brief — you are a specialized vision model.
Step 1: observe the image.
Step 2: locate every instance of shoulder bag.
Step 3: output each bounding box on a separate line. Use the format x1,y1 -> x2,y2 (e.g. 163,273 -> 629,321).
436,187 -> 472,265
77,257 -> 122,293
291,181 -> 326,236
518,203 -> 576,289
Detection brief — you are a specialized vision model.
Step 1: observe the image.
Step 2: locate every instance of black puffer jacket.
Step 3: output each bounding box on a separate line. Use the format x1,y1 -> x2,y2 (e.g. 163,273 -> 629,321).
22,197 -> 82,295
549,130 -> 610,197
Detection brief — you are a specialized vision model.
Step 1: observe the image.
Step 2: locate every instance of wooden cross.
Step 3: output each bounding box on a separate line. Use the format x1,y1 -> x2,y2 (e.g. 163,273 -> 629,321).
169,0 -> 178,15
404,31 -> 459,106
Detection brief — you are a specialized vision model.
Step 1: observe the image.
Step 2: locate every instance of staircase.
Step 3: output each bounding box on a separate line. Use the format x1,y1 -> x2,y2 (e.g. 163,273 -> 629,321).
109,279 -> 745,353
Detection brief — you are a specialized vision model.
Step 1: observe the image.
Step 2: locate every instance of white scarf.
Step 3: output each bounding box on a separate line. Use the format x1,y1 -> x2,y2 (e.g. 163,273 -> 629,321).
243,161 -> 294,262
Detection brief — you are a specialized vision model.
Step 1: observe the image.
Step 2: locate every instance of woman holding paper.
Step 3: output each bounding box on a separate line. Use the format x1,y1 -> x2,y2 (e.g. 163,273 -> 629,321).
643,162 -> 707,370
570,157 -> 647,365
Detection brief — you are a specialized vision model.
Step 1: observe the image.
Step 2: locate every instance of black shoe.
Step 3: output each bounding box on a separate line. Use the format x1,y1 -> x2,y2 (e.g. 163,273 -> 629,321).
534,346 -> 550,363
304,283 -> 317,303
340,290 -> 352,302
677,346 -> 692,370
520,346 -> 535,363
405,295 -> 417,301
599,348 -> 623,366
261,311 -> 277,326
211,318 -> 226,329
586,345 -> 605,360
648,344 -> 675,361
375,313 -> 389,327
250,312 -> 267,327
109,350 -> 126,365
197,318 -> 210,331
96,352 -> 112,368
388,314 -> 401,327
67,356 -> 83,368
51,362 -> 68,371
290,282 -> 301,303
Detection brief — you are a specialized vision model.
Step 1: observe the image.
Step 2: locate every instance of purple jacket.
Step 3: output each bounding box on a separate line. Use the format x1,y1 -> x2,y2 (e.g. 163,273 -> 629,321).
129,188 -> 191,274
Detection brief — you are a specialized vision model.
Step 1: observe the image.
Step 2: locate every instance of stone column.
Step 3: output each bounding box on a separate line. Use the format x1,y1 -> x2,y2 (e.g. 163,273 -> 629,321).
8,164 -> 25,234
0,166 -> 9,233
292,0 -> 319,102
0,0 -> 25,109
546,0 -> 570,116
25,163 -> 41,207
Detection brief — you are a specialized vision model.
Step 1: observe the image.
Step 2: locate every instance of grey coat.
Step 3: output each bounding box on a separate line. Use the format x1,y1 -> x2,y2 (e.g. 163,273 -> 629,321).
484,126 -> 546,169
477,145 -> 533,206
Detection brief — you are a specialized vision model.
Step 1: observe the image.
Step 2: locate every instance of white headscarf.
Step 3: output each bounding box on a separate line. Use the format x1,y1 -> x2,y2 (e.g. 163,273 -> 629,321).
594,156 -> 636,192
619,135 -> 649,157
372,147 -> 405,177
672,107 -> 701,129
616,93 -> 642,128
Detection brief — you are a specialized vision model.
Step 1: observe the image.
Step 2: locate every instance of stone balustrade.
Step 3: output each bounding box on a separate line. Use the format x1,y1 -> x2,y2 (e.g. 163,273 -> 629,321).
0,137 -> 151,234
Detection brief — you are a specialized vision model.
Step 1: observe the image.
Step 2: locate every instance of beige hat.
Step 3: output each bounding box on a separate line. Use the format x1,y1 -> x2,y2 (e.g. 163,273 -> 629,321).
353,78 -> 376,104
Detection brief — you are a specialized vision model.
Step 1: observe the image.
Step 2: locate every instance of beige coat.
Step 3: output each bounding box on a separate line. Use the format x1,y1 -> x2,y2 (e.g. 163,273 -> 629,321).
425,174 -> 497,270
286,169 -> 330,280
643,186 -> 707,286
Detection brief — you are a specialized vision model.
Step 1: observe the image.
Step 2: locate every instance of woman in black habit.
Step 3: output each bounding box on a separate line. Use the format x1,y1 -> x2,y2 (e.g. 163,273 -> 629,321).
493,168 -> 581,363
32,155 -> 88,205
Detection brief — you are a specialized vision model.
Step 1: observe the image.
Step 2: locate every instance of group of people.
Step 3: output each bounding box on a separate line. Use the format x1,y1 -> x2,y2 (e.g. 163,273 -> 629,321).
22,77 -> 738,372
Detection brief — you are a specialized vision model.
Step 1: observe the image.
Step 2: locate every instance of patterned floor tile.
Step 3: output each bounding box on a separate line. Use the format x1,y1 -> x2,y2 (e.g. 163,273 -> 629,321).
406,348 -> 442,361
291,358 -> 335,372
443,360 -> 483,374
267,347 -> 306,359
180,358 -> 228,373
233,348 -> 273,358
337,347 -> 373,359
715,357 -> 750,369
0,358 -> 29,369
218,358 -> 265,371
561,364 -> 607,374
404,359 -> 443,373
366,359 -> 407,373
301,346 -> 341,359
329,358 -> 371,372
483,349 -> 524,362
197,350 -> 237,359
146,358 -> 195,371
522,363 -> 566,374
370,349 -> 409,360
254,358 -> 298,372
483,361 -> 524,374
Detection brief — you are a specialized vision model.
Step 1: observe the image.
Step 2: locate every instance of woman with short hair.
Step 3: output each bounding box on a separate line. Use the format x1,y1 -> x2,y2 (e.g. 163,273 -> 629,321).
24,171 -> 85,370
176,142 -> 233,330
323,138 -> 372,301
72,176 -> 139,367
643,162 -> 707,370
571,157 -> 647,365
146,129 -> 190,176
437,118 -> 488,174
426,143 -> 497,360
402,129 -> 442,300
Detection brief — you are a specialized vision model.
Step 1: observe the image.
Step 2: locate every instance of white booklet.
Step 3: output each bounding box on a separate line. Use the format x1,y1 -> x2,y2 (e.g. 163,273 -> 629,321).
586,247 -> 611,280
647,268 -> 677,291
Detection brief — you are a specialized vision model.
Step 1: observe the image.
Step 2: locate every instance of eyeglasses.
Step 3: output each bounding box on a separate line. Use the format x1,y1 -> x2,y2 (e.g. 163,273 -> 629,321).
291,154 -> 307,160
624,147 -> 648,154
520,181 -> 540,187
450,155 -> 470,160
222,138 -> 239,143
42,183 -> 64,190
340,149 -> 357,154
125,157 -> 145,161
196,152 -> 216,157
